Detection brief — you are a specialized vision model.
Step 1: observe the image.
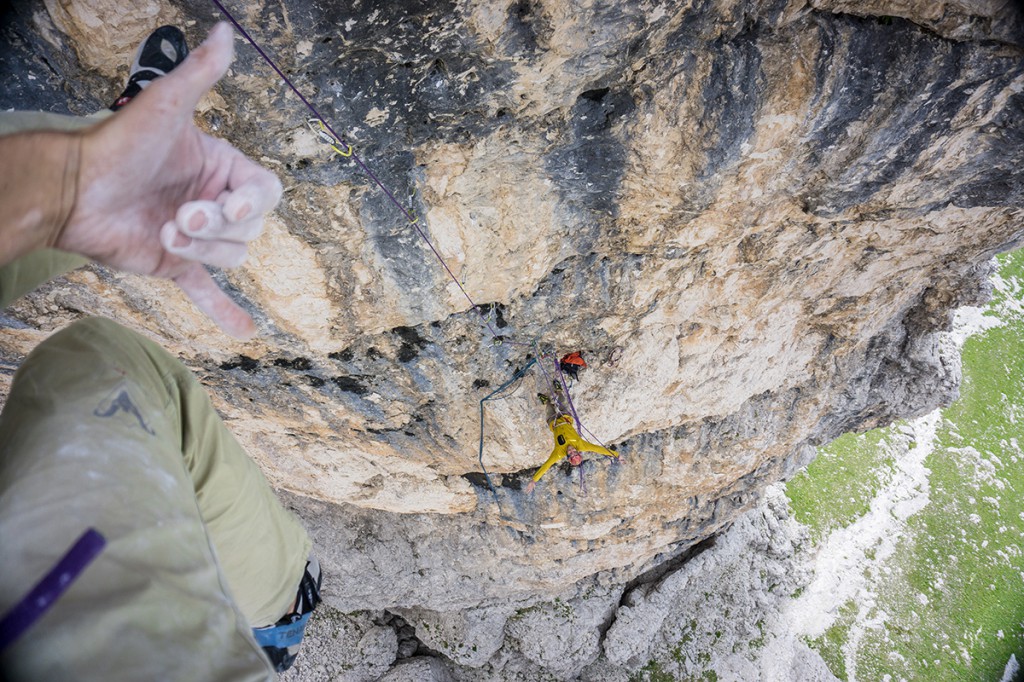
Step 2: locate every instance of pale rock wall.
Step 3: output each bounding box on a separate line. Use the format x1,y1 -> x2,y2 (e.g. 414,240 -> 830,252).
395,604 -> 513,667
280,484 -> 830,681
379,658 -> 454,682
278,608 -> 399,681
1,0 -> 1023,679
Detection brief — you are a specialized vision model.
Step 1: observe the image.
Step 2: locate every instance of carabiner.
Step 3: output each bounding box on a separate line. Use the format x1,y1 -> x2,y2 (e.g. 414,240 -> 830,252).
306,118 -> 334,144
306,118 -> 353,157
330,141 -> 354,157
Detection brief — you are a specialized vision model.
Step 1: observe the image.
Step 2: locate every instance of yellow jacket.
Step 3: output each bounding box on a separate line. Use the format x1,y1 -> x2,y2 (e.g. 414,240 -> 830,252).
532,414 -> 617,482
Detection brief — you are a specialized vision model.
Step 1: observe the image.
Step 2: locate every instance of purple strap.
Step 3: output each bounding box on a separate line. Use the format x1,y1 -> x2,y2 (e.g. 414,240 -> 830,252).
554,358 -> 584,433
553,356 -> 614,453
0,528 -> 107,651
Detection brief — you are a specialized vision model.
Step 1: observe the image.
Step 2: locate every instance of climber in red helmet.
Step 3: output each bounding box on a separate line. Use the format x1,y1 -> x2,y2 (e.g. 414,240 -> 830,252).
525,356 -> 616,493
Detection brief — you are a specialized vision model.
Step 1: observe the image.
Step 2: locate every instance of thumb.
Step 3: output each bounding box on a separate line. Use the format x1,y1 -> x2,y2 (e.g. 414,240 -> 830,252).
174,263 -> 257,340
150,22 -> 235,115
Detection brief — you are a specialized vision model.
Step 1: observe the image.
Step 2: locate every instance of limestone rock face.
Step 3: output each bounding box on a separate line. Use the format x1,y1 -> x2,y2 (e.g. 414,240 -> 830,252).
811,0 -> 1024,44
277,608 -> 399,681
2,0 -> 1023,678
395,604 -> 513,667
594,485 -> 829,681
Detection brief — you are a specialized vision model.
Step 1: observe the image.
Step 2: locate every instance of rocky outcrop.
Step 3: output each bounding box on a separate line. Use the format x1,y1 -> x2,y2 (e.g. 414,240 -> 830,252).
2,0 -> 1023,679
811,0 -> 1024,45
281,485 -> 832,681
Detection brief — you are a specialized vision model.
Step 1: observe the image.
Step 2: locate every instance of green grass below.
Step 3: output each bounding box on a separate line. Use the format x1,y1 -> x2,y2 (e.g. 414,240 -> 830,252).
788,249 -> 1024,681
787,428 -> 898,544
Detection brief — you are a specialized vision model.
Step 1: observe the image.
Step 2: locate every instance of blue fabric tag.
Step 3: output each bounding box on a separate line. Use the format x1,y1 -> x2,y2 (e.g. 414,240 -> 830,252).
252,611 -> 311,649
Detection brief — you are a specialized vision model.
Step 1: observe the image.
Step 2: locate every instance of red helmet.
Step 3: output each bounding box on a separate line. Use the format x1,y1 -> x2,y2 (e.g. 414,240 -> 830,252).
560,351 -> 587,368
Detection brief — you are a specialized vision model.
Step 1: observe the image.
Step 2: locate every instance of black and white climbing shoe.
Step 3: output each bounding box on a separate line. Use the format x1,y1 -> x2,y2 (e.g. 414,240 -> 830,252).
110,25 -> 190,110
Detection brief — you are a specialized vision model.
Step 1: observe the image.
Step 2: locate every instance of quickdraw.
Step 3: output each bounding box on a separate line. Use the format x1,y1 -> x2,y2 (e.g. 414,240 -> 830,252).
306,118 -> 352,157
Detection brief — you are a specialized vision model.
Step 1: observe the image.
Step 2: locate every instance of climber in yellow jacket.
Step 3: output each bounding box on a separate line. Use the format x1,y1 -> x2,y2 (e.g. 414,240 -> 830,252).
525,414 -> 618,493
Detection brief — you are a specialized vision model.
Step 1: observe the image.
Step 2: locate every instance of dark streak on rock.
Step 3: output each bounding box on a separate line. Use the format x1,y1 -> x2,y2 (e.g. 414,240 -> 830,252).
695,32 -> 762,186
461,472 -> 492,490
0,1 -> 106,114
330,349 -> 356,362
502,0 -> 552,56
220,355 -> 261,373
800,15 -> 1024,216
274,356 -> 313,371
393,325 -> 429,362
544,87 -> 634,230
332,375 -> 370,395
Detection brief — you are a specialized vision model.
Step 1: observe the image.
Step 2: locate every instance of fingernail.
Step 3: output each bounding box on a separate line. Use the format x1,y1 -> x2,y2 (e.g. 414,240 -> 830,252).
236,203 -> 252,220
189,210 -> 208,233
173,232 -> 192,248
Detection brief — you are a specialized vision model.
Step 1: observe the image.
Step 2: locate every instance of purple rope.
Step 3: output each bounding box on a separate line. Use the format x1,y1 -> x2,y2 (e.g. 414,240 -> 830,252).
0,528 -> 106,651
209,0 -> 500,338
555,358 -> 583,434
553,356 -> 614,452
533,345 -> 554,388
581,422 -> 614,453
534,346 -> 566,416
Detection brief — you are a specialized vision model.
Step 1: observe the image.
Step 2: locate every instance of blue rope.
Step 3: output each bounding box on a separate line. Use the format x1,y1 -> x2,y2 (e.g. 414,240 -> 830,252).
478,358 -> 537,493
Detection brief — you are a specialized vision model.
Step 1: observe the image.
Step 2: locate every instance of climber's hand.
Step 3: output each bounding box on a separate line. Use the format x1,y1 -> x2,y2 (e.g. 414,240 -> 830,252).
525,481 -> 536,495
59,22 -> 281,340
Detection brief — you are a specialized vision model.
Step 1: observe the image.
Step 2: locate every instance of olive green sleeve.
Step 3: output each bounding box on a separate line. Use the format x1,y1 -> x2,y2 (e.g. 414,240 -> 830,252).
0,249 -> 88,309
